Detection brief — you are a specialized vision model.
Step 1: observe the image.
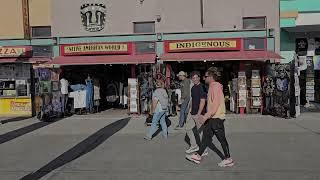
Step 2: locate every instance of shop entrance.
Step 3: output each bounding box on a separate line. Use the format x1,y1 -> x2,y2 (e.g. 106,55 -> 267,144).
166,60 -> 266,114
61,64 -> 132,111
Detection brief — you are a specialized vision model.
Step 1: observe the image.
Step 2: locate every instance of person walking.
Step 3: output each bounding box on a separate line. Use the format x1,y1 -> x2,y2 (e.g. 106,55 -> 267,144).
185,71 -> 207,154
144,79 -> 169,140
186,67 -> 234,167
176,71 -> 191,129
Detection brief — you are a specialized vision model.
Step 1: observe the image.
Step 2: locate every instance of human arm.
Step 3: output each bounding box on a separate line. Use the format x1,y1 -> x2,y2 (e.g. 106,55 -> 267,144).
200,84 -> 223,123
197,99 -> 206,115
151,98 -> 158,114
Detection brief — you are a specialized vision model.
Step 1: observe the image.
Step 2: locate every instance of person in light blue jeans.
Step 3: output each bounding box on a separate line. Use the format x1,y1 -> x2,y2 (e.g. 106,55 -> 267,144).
176,71 -> 191,129
145,79 -> 169,140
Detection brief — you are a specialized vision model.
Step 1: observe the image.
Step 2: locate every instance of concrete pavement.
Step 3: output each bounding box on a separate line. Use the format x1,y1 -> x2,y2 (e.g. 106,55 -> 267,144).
0,109 -> 319,180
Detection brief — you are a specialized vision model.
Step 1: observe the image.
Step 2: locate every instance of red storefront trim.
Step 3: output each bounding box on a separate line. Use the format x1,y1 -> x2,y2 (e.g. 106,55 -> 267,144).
160,51 -> 283,62
52,54 -> 156,65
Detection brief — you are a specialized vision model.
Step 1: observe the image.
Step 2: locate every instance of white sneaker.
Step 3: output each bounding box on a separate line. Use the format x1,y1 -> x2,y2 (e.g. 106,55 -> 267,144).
218,158 -> 234,167
201,150 -> 209,157
185,146 -> 199,154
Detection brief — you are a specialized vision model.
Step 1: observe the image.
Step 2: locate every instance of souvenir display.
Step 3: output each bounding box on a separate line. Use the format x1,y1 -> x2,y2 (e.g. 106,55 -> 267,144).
251,70 -> 262,109
252,97 -> 262,106
128,78 -> 139,113
52,81 -> 60,91
272,64 -> 290,118
251,79 -> 261,88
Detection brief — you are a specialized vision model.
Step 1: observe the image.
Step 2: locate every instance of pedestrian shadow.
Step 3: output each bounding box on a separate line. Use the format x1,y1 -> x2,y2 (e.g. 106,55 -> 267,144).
20,117 -> 130,180
0,118 -> 64,145
0,117 -> 30,124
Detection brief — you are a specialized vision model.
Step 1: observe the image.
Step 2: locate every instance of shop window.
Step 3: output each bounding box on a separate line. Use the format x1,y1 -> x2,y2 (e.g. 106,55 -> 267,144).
244,38 -> 266,50
33,46 -> 52,57
135,42 -> 155,54
133,22 -> 155,33
243,17 -> 266,29
31,26 -> 51,38
0,64 -> 31,98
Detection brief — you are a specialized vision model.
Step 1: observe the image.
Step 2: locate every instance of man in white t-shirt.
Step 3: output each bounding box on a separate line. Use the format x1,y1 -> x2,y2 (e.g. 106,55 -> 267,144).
60,77 -> 69,114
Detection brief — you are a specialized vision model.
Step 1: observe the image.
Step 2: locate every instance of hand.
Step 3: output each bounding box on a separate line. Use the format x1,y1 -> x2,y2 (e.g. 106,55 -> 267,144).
198,115 -> 206,124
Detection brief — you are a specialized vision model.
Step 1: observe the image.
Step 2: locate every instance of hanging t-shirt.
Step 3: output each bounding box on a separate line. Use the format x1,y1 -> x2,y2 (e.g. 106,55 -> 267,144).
276,78 -> 289,92
315,38 -> 320,55
60,78 -> 69,95
94,81 -> 101,100
69,90 -> 86,109
296,38 -> 308,56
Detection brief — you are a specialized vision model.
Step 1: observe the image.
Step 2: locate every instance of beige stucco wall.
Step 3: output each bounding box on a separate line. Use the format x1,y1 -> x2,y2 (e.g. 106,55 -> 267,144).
203,0 -> 280,52
0,0 -> 24,39
51,0 -> 280,52
29,0 -> 51,26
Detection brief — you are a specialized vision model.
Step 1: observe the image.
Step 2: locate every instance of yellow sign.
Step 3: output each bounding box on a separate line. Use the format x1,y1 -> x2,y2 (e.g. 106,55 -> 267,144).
62,43 -> 130,55
0,98 -> 32,117
166,39 -> 241,52
0,47 -> 28,57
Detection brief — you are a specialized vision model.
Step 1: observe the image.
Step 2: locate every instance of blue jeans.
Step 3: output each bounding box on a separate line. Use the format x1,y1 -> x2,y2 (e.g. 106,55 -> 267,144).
146,110 -> 168,139
179,98 -> 190,127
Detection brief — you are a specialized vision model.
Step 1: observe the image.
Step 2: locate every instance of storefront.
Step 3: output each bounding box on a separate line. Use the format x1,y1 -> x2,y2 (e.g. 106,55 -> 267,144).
0,46 -> 33,117
159,38 -> 283,114
294,37 -> 320,105
48,42 -> 157,115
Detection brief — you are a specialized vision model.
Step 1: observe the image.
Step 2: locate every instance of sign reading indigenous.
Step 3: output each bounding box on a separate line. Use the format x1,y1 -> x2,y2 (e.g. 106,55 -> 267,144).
165,39 -> 241,52
60,43 -> 132,56
0,47 -> 31,57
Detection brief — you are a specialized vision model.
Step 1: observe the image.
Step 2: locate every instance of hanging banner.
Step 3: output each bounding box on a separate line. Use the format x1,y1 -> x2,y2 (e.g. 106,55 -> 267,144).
296,38 -> 308,56
313,56 -> 320,70
298,56 -> 307,71
307,39 -> 315,56
315,38 -> 320,55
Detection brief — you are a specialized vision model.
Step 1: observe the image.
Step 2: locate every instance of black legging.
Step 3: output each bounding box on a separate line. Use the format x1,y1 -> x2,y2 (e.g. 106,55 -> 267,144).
197,118 -> 231,160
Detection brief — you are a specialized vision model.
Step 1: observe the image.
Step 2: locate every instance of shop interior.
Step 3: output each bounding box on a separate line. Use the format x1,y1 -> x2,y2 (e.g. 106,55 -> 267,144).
166,60 -> 267,114
60,64 -> 132,112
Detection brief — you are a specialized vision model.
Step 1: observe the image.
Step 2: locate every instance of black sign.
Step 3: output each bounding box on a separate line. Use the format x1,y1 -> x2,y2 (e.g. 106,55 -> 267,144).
81,3 -> 106,32
296,38 -> 308,56
315,38 -> 320,55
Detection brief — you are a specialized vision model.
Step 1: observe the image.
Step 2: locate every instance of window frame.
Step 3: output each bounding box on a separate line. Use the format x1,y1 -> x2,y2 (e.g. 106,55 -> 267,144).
133,21 -> 155,34
134,41 -> 156,55
32,45 -> 53,57
242,16 -> 267,30
31,26 -> 52,38
243,38 -> 267,51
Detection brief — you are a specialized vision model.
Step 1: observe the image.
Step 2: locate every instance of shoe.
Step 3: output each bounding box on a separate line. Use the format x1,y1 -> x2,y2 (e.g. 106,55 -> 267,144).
186,154 -> 201,164
201,150 -> 209,157
218,158 -> 234,167
185,146 -> 199,154
144,136 -> 152,141
175,126 -> 183,130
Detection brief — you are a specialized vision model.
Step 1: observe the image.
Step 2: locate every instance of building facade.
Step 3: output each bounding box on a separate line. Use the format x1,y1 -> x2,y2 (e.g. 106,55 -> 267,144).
0,0 -> 52,117
0,0 -> 281,117
280,0 -> 320,104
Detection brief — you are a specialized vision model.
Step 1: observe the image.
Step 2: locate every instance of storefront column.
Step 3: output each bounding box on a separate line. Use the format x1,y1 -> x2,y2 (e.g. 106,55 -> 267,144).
239,62 -> 245,115
165,64 -> 171,87
131,65 -> 136,78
